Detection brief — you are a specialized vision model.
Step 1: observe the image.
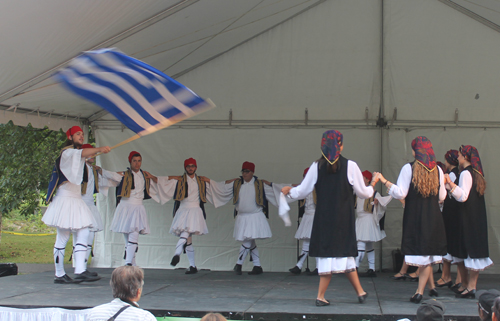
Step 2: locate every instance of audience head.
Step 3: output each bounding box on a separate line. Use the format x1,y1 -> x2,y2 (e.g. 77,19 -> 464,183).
478,290 -> 500,321
110,265 -> 145,302
200,312 -> 228,321
416,299 -> 445,321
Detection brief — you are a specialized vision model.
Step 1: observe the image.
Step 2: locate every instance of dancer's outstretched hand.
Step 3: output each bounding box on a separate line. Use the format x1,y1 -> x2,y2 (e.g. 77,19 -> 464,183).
281,186 -> 292,196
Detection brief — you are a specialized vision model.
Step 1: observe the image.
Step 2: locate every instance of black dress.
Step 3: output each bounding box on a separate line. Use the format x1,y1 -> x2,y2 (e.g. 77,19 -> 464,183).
310,155 -> 357,258
442,167 -> 467,259
401,162 -> 447,257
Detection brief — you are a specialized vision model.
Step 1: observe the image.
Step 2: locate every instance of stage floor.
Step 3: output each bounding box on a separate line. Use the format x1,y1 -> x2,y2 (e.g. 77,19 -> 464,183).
1,267 -> 498,321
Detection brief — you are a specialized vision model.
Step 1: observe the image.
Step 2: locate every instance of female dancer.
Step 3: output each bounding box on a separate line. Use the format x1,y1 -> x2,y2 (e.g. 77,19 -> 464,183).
445,145 -> 493,298
282,130 -> 376,306
377,136 -> 447,303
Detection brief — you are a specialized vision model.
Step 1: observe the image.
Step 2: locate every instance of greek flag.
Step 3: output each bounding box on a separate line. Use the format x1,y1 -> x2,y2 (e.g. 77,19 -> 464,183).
56,48 -> 215,135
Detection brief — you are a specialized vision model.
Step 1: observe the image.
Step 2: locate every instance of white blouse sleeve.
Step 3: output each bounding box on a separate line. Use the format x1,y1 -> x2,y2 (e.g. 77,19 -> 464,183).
207,180 -> 234,208
438,167 -> 447,202
59,149 -> 85,185
97,169 -> 122,197
388,163 -> 412,200
451,170 -> 473,202
149,176 -> 177,205
289,162 -> 318,200
348,160 -> 375,199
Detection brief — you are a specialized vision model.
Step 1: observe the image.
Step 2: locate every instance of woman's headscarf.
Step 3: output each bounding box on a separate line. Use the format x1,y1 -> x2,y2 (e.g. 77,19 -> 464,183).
411,136 -> 437,172
321,130 -> 343,164
444,149 -> 459,167
459,145 -> 484,177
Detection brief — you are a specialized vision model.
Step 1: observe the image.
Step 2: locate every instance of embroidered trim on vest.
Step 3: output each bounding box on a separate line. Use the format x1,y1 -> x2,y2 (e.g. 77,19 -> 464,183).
174,173 -> 207,203
117,169 -> 150,199
233,177 -> 264,206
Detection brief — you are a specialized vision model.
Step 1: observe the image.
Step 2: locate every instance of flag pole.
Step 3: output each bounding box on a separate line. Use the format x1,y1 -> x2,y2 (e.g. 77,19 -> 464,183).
92,134 -> 141,158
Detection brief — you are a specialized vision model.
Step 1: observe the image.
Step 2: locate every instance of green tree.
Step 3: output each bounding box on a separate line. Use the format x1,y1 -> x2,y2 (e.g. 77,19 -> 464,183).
0,121 -> 68,221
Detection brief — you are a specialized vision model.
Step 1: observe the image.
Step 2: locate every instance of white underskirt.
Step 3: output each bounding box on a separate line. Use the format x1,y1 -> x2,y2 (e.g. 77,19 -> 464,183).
464,257 -> 493,271
233,211 -> 272,241
110,200 -> 150,235
83,198 -> 103,232
317,257 -> 357,275
405,255 -> 442,267
169,207 -> 208,236
295,212 -> 314,240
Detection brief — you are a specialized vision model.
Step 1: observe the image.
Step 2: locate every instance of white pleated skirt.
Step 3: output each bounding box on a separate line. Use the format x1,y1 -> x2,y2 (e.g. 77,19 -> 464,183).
233,211 -> 272,242
295,212 -> 314,240
464,257 -> 493,271
355,213 -> 386,242
405,255 -> 442,267
169,206 -> 208,236
83,198 -> 103,232
317,257 -> 357,275
42,191 -> 96,231
110,200 -> 150,235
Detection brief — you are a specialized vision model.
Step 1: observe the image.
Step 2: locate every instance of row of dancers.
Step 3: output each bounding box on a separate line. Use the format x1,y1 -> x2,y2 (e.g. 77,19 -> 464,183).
42,126 -> 492,307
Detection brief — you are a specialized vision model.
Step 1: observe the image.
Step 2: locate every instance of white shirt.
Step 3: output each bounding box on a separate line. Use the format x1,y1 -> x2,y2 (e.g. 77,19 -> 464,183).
289,160 -> 374,200
236,177 -> 263,214
56,148 -> 85,196
450,170 -> 473,202
388,163 -> 446,202
87,298 -> 156,321
149,175 -> 213,206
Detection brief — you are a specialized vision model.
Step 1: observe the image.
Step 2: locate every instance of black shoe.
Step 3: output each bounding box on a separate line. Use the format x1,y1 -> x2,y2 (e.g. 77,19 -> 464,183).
450,283 -> 463,293
233,264 -> 242,275
307,268 -> 318,276
170,255 -> 180,267
457,289 -> 476,299
315,299 -> 330,306
54,274 -> 83,284
289,266 -> 301,275
358,292 -> 369,303
74,270 -> 101,282
86,269 -> 98,277
248,266 -> 263,275
359,269 -> 377,278
410,293 -> 423,303
406,273 -> 419,282
125,263 -> 133,266
391,272 -> 406,280
185,266 -> 198,274
429,288 -> 439,297
435,278 -> 453,288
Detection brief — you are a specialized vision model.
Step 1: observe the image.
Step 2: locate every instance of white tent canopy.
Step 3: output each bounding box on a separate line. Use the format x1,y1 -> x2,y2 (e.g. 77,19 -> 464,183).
1,0 -> 500,272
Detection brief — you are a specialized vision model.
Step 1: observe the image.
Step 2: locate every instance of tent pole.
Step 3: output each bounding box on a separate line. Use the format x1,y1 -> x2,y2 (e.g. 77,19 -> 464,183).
378,0 -> 385,273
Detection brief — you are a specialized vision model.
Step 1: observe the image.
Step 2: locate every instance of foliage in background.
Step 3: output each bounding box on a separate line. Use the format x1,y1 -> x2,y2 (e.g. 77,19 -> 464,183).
0,121 -> 67,217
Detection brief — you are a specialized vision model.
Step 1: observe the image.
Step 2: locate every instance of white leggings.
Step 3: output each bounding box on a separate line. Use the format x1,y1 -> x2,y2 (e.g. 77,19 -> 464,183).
237,239 -> 261,266
356,241 -> 375,270
54,227 -> 89,277
123,232 -> 139,266
174,231 -> 196,267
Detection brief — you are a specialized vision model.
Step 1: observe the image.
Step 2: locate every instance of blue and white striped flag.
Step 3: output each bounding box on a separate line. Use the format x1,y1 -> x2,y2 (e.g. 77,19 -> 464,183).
56,48 -> 215,136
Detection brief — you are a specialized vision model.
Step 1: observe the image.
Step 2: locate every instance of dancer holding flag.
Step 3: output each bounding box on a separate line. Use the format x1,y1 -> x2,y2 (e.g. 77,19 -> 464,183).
43,126 -> 110,283
281,130 -> 376,306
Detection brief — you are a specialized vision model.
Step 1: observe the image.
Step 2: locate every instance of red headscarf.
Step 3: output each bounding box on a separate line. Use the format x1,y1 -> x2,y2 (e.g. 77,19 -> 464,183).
184,158 -> 197,168
242,161 -> 255,172
444,149 -> 459,167
362,170 -> 372,181
460,145 -> 484,177
321,130 -> 343,165
411,136 -> 437,172
128,151 -> 141,163
66,126 -> 83,139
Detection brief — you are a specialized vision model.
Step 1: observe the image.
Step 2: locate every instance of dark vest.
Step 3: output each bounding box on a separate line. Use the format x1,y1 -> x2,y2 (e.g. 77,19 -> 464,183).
460,166 -> 489,258
401,162 -> 447,256
46,146 -> 88,203
442,167 -> 465,257
310,156 -> 357,258
232,176 -> 269,218
115,168 -> 151,206
172,174 -> 207,219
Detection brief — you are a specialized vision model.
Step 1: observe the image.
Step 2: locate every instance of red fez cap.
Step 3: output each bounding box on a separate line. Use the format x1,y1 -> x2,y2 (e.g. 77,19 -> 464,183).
362,170 -> 373,181
66,126 -> 83,139
128,151 -> 141,163
184,158 -> 197,168
81,144 -> 93,149
242,161 -> 255,172
303,167 -> 309,177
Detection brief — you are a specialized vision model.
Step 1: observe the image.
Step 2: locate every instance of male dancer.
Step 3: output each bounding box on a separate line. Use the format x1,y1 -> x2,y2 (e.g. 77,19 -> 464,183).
164,158 -> 213,274
355,170 -> 391,277
43,126 -> 110,283
110,151 -> 159,266
73,144 -> 122,273
210,161 -> 272,275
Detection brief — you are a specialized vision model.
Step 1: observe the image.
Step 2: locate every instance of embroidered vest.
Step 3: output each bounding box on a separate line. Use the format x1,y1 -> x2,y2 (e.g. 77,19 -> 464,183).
46,146 -> 87,203
232,176 -> 269,218
115,168 -> 151,205
81,164 -> 99,195
172,174 -> 207,219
